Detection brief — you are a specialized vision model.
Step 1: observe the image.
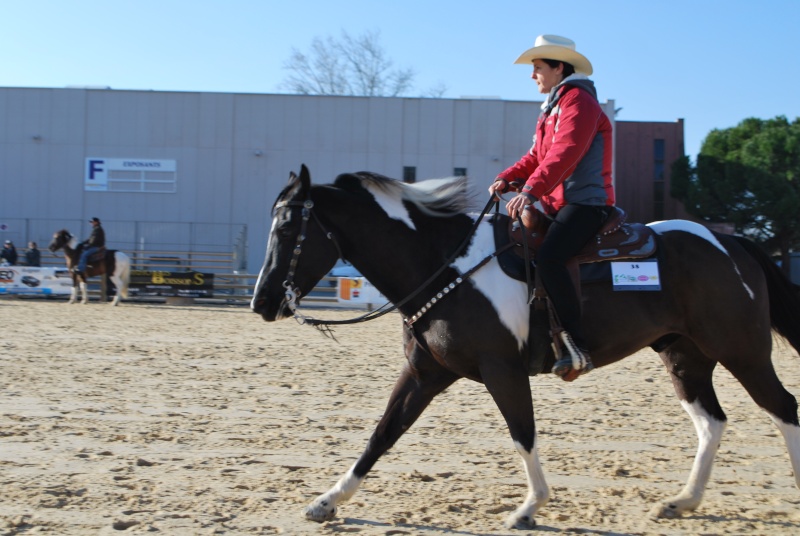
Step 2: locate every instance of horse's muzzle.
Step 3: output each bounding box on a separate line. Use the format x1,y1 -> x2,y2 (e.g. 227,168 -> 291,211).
250,295 -> 290,322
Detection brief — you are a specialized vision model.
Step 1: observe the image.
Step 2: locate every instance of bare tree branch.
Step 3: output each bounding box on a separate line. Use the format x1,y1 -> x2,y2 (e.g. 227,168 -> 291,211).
280,30 -> 440,97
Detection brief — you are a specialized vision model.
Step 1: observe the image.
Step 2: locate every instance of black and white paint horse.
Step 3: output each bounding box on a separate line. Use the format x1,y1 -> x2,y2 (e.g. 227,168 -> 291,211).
251,165 -> 800,529
48,229 -> 131,306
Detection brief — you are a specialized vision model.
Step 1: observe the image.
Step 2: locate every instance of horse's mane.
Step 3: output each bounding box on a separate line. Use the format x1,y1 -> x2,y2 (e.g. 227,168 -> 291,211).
335,172 -> 471,217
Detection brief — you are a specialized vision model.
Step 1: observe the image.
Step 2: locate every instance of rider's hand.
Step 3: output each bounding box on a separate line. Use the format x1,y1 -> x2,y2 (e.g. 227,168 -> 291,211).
488,178 -> 521,199
506,193 -> 533,220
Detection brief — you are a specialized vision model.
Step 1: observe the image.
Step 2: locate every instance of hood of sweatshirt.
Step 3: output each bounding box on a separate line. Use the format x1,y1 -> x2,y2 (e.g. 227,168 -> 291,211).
541,73 -> 597,114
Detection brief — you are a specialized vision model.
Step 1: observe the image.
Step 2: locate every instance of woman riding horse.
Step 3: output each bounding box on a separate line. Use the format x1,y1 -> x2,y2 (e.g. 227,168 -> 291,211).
491,35 -> 614,380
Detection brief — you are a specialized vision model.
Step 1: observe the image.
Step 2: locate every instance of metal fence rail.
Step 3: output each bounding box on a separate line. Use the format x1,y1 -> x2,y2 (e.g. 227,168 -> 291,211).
20,249 -> 340,305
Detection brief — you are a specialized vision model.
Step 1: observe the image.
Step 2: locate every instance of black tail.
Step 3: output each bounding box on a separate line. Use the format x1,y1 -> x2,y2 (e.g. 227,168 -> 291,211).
734,236 -> 800,351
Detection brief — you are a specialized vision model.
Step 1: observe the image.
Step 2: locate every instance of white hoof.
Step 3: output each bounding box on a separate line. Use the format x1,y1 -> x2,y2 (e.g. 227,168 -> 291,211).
505,509 -> 537,530
649,496 -> 698,519
304,499 -> 337,522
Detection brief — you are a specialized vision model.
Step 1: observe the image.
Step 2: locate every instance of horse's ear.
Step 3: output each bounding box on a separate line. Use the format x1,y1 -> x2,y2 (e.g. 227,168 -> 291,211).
286,165 -> 311,190
299,164 -> 311,189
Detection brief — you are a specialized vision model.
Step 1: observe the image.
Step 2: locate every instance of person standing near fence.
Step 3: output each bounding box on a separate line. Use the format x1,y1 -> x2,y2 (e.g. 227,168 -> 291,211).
25,242 -> 41,267
1,240 -> 18,265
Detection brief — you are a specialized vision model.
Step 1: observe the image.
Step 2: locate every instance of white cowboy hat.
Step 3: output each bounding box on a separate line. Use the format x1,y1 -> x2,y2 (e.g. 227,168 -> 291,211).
514,34 -> 593,75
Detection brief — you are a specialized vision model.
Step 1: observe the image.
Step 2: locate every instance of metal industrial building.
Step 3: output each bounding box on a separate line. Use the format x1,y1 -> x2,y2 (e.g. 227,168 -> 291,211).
0,87 -> 683,273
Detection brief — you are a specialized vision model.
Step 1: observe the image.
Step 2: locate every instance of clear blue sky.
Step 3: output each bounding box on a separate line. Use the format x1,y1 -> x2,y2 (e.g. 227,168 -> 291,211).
3,0 -> 798,163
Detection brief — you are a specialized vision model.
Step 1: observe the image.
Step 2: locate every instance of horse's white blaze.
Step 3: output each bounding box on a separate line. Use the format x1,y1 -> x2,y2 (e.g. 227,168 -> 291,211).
452,221 -> 528,349
506,438 -> 550,528
655,399 -> 726,516
766,412 -> 800,488
251,215 -> 279,311
649,220 -> 754,299
364,183 -> 416,230
305,465 -> 363,521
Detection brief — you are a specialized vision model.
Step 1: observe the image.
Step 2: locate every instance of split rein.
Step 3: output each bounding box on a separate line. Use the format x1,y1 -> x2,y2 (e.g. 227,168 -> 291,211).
277,194 -> 514,337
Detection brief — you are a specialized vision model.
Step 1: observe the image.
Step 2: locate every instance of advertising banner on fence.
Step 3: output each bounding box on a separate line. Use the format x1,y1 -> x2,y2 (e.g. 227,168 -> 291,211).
336,277 -> 385,304
0,266 -> 73,295
128,270 -> 214,298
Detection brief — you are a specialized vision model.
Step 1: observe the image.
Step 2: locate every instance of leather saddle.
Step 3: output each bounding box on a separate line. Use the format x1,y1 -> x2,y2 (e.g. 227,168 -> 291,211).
85,247 -> 107,267
515,206 -> 655,265
494,206 -> 657,284
491,206 -> 657,376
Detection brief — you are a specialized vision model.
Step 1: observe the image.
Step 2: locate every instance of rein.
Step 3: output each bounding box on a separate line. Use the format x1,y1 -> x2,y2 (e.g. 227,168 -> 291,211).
277,194 -> 500,335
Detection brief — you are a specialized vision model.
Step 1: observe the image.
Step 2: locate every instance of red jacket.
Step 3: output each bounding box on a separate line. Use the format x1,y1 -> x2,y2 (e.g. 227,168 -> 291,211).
497,78 -> 614,215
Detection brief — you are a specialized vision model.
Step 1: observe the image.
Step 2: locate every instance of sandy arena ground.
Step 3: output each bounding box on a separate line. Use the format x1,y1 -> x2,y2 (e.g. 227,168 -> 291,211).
2,298 -> 800,535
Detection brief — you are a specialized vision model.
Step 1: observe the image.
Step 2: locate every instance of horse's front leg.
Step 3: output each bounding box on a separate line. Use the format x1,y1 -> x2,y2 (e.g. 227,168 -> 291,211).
304,356 -> 458,522
80,280 -> 89,304
480,356 -> 548,529
68,279 -> 78,304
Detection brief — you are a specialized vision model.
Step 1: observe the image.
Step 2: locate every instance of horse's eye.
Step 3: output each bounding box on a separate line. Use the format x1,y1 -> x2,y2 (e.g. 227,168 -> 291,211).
276,225 -> 294,239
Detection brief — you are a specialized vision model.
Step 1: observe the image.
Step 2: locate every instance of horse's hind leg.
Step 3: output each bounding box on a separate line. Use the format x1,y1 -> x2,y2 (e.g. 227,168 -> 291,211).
653,338 -> 727,518
720,344 -> 800,489
304,357 -> 458,523
80,281 -> 89,304
109,274 -> 122,306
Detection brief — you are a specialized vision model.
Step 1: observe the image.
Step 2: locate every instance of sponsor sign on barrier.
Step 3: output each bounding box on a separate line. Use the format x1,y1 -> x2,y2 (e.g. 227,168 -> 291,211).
128,270 -> 214,298
336,277 -> 385,304
0,266 -> 74,295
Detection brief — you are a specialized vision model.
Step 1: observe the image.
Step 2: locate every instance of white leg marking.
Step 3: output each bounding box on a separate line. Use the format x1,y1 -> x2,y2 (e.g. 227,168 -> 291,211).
110,275 -> 122,306
80,282 -> 89,304
766,412 -> 800,489
505,438 -> 550,529
651,399 -> 726,518
69,286 -> 78,304
304,465 -> 364,522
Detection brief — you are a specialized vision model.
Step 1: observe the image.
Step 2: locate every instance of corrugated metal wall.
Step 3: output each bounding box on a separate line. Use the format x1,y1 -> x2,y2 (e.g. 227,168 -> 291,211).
0,87 -> 617,272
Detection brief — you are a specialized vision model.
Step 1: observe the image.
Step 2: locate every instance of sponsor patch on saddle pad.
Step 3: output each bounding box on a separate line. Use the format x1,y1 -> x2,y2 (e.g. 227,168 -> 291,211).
611,260 -> 661,291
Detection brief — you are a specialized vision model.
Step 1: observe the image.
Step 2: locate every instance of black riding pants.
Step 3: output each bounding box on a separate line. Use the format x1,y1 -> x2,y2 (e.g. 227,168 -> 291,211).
537,204 -> 611,350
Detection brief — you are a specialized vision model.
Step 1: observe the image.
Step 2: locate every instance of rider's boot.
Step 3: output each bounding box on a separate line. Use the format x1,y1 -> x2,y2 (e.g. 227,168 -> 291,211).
552,331 -> 593,381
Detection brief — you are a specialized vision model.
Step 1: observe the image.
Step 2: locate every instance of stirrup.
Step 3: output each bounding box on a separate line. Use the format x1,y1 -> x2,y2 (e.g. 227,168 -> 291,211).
553,331 -> 594,378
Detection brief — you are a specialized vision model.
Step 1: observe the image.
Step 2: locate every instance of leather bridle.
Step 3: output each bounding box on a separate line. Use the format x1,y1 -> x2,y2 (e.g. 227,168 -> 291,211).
273,197 -> 344,319
272,193 -> 502,335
